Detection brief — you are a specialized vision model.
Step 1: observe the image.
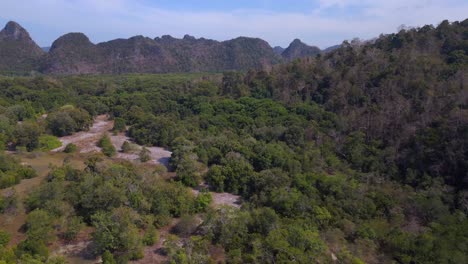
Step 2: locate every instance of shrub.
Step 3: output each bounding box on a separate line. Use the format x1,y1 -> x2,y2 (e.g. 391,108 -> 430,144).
112,118 -> 126,133
173,215 -> 199,237
194,192 -> 212,212
17,166 -> 37,179
102,250 -> 116,264
26,209 -> 53,242
121,141 -> 138,153
0,230 -> 10,247
14,122 -> 41,151
16,239 -> 49,260
143,225 -> 159,246
46,107 -> 92,137
38,135 -> 62,151
139,147 -> 151,162
64,143 -> 78,153
98,134 -> 116,157
63,216 -> 84,241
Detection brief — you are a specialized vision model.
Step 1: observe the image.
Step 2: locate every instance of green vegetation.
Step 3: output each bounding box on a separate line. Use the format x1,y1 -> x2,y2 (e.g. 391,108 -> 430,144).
139,147 -> 151,162
38,135 -> 61,151
46,106 -> 92,137
112,117 -> 126,133
0,154 -> 37,188
63,143 -> 78,153
0,19 -> 467,263
98,134 -> 116,157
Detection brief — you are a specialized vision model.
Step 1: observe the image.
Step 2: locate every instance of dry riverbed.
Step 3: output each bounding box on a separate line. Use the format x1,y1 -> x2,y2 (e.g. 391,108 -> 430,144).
52,115 -> 172,167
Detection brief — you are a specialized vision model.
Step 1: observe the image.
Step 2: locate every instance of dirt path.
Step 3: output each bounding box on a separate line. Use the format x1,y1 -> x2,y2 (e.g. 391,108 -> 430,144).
52,115 -> 172,167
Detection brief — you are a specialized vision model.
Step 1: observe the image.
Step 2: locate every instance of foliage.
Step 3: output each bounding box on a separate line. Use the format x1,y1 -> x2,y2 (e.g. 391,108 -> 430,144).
98,134 -> 116,157
0,20 -> 467,263
63,143 -> 78,153
112,117 -> 126,133
46,106 -> 92,137
14,121 -> 41,151
38,134 -> 62,151
142,224 -> 159,246
139,147 -> 151,162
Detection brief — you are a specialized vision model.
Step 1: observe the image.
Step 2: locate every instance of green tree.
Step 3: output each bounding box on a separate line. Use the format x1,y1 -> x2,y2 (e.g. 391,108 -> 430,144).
98,134 -> 116,157
25,209 -> 54,242
112,117 -> 126,133
14,122 -> 41,151
102,250 -> 116,264
139,147 -> 151,162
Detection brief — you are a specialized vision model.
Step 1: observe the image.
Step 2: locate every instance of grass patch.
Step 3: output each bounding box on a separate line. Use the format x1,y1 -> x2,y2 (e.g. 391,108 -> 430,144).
38,135 -> 62,151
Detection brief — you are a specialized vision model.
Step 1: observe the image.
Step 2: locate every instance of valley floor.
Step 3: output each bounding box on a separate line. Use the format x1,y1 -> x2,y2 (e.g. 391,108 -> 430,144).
1,114 -> 241,263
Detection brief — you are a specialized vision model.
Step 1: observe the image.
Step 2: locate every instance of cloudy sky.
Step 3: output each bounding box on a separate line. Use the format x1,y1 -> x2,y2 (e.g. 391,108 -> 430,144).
0,0 -> 467,48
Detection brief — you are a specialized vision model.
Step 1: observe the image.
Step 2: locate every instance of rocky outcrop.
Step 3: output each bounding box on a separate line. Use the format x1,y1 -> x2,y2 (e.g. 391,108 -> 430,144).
0,21 -> 327,75
0,21 -> 45,73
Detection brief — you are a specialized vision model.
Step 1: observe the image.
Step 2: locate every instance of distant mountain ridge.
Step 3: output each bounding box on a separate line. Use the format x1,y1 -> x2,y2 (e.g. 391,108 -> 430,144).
281,39 -> 321,60
0,21 -> 45,73
0,21 -> 331,75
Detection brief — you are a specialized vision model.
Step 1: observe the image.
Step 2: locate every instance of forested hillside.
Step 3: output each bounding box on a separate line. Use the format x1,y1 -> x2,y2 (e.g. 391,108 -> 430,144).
0,21 -> 329,75
0,19 -> 467,264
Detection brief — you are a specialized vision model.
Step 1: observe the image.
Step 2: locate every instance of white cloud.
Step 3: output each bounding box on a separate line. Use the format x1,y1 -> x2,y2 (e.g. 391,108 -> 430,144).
0,0 -> 466,48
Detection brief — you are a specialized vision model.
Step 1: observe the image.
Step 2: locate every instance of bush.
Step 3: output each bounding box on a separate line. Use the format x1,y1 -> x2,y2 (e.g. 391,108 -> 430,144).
62,216 -> 83,241
113,118 -> 126,133
0,173 -> 18,188
46,107 -> 92,137
194,192 -> 212,212
38,135 -> 62,151
143,225 -> 159,246
14,122 -> 41,151
173,215 -> 199,237
16,239 -> 49,259
25,209 -> 53,242
0,230 -> 10,247
102,250 -> 116,264
98,134 -> 116,157
121,141 -> 138,153
17,166 -> 37,179
64,143 -> 78,153
139,147 -> 151,162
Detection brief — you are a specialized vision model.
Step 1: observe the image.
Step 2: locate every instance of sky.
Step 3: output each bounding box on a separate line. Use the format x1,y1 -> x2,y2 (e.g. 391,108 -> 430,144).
0,0 -> 467,49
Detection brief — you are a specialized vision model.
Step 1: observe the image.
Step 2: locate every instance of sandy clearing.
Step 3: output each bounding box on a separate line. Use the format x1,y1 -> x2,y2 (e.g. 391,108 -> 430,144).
52,115 -> 112,153
52,115 -> 172,167
191,188 -> 241,209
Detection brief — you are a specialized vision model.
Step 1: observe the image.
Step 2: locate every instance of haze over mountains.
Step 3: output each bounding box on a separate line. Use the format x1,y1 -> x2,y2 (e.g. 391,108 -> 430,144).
0,21 -> 334,75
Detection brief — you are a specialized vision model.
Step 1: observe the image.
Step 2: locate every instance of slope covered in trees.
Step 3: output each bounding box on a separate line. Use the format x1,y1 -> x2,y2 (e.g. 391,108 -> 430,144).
0,21 -> 333,75
0,19 -> 467,263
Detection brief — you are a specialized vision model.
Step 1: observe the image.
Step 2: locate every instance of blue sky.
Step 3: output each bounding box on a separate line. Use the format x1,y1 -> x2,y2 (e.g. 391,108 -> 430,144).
1,0 -> 467,48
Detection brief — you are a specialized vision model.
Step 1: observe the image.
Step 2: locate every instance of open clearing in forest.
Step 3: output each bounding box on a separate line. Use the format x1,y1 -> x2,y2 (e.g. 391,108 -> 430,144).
52,115 -> 172,166
2,115 -> 239,263
51,114 -> 240,208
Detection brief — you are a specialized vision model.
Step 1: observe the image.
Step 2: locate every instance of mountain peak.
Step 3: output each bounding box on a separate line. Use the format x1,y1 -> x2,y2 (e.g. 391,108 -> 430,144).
291,38 -> 303,44
183,34 -> 196,41
0,21 -> 44,73
282,39 -> 321,60
1,21 -> 31,41
273,46 -> 285,55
